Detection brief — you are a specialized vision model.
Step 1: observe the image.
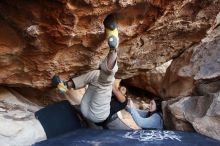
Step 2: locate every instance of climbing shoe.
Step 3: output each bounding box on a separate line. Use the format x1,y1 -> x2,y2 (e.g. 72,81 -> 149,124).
104,14 -> 117,30
52,75 -> 68,94
108,35 -> 118,49
104,14 -> 119,49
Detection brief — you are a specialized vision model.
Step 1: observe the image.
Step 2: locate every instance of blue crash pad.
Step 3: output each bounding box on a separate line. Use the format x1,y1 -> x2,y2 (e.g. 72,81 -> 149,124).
33,129 -> 220,146
35,100 -> 83,139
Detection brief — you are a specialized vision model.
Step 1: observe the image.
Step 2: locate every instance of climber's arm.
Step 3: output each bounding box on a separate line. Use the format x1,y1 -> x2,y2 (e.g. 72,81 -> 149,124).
112,82 -> 126,103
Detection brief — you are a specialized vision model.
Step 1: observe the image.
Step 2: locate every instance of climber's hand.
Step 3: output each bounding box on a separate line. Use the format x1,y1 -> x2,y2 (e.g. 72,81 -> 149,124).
52,75 -> 68,94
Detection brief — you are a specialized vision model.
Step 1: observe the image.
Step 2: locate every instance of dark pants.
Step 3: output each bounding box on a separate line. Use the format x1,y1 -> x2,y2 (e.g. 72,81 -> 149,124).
96,96 -> 128,128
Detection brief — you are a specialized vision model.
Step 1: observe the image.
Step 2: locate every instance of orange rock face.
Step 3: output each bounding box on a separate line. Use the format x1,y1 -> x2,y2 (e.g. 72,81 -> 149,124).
0,0 -> 219,89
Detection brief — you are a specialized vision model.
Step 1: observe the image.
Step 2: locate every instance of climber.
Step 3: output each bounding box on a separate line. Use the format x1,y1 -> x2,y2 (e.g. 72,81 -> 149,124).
126,98 -> 163,129
52,14 -> 120,124
110,80 -> 128,119
94,80 -> 128,128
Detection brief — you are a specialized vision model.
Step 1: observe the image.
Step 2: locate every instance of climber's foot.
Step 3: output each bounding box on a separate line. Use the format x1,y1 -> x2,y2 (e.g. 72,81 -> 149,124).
104,14 -> 119,50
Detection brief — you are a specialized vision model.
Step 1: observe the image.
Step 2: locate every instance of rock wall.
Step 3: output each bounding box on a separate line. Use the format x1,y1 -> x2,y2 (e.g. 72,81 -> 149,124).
0,0 -> 219,89
123,60 -> 171,96
161,12 -> 220,99
0,88 -> 46,146
123,10 -> 220,140
0,0 -> 220,142
164,92 -> 220,140
162,13 -> 220,140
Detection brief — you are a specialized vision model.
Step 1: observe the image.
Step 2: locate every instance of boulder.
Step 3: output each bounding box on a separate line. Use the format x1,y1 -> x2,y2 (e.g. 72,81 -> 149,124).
123,60 -> 171,96
0,87 -> 46,146
162,97 -> 195,132
164,92 -> 220,140
0,0 -> 219,89
161,13 -> 220,140
161,12 -> 220,98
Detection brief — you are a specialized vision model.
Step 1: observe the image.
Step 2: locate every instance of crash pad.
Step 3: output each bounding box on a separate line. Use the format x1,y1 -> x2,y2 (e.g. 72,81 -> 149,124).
35,100 -> 83,139
33,129 -> 220,146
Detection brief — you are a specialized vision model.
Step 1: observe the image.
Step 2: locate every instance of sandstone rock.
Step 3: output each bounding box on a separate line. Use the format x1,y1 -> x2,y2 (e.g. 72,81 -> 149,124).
0,0 -> 219,89
0,0 -> 220,141
161,14 -> 220,98
160,48 -> 195,98
159,13 -> 220,140
118,0 -> 220,78
166,92 -> 220,140
0,87 -> 46,146
162,97 -> 195,132
13,86 -> 85,106
123,60 -> 171,96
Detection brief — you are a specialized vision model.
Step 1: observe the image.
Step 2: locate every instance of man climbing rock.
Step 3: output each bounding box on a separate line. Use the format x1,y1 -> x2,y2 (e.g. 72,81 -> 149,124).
52,14 -> 120,124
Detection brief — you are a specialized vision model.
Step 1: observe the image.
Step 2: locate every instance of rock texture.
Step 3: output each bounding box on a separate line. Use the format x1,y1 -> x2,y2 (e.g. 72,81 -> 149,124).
118,0 -> 220,78
164,92 -> 220,140
123,60 -> 171,96
162,97 -> 195,132
162,14 -> 220,140
0,0 -> 220,142
0,87 -> 46,146
161,13 -> 220,99
127,11 -> 220,140
0,0 -> 219,89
